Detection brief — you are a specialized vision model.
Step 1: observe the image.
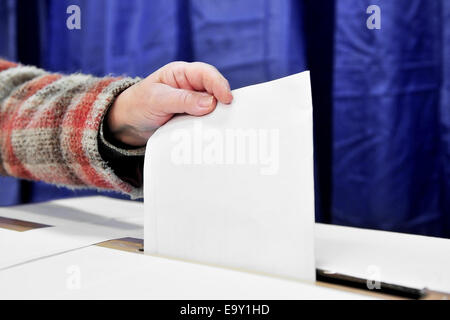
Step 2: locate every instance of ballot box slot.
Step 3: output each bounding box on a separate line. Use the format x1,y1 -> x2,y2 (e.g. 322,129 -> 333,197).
96,237 -> 144,254
316,269 -> 426,299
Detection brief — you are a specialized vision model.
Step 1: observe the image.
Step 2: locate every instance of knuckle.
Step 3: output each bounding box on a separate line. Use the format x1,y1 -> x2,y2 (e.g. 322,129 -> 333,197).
164,61 -> 185,75
173,67 -> 185,83
180,91 -> 193,106
190,61 -> 208,71
171,61 -> 187,68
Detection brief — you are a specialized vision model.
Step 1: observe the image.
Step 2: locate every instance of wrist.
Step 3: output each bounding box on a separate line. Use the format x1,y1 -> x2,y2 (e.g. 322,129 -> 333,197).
106,89 -> 146,147
107,93 -> 127,134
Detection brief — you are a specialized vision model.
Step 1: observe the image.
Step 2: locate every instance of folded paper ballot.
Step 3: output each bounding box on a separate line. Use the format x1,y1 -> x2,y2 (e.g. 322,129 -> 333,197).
144,71 -> 315,281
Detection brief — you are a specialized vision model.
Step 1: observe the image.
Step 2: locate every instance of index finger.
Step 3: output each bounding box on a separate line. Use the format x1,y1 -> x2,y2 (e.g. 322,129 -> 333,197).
160,62 -> 233,104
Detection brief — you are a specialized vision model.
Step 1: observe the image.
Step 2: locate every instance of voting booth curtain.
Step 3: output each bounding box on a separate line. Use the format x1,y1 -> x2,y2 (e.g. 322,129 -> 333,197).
0,0 -> 448,238
333,1 -> 450,238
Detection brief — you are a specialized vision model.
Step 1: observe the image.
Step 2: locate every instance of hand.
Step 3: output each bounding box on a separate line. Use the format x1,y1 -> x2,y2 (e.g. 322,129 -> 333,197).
106,61 -> 233,147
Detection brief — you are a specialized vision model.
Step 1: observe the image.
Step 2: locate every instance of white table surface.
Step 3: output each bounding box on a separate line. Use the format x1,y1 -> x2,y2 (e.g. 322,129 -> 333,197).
0,196 -> 449,299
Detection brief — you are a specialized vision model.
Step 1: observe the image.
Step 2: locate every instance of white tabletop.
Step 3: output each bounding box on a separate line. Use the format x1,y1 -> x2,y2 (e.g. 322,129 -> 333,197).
0,196 -> 449,299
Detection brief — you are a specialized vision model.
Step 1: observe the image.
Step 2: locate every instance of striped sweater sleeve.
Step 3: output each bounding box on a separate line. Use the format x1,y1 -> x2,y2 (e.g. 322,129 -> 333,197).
0,59 -> 143,199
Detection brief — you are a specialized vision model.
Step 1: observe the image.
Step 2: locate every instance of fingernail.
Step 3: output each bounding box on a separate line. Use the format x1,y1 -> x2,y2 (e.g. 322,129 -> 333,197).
199,96 -> 214,108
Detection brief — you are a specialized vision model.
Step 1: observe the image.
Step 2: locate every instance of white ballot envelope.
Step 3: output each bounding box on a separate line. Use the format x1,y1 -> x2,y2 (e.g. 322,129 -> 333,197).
144,71 -> 315,282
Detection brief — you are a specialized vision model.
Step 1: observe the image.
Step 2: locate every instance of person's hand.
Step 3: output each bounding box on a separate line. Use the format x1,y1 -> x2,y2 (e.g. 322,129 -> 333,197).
106,61 -> 233,147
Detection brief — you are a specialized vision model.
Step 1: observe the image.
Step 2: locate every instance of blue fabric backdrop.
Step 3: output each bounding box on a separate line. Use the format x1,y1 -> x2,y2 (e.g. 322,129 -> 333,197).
332,0 -> 450,237
0,0 -> 448,237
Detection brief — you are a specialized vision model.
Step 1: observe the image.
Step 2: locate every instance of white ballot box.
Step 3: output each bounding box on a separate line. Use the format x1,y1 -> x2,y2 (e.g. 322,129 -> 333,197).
144,71 -> 315,282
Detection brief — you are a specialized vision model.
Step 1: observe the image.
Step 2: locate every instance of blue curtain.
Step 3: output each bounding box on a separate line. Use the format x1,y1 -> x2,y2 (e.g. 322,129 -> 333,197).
0,0 -> 16,59
40,0 -> 306,85
0,0 -> 21,205
0,0 -> 448,238
332,0 -> 450,237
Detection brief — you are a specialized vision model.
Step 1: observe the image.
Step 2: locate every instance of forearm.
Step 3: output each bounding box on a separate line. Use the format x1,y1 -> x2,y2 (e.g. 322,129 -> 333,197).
0,59 -> 143,198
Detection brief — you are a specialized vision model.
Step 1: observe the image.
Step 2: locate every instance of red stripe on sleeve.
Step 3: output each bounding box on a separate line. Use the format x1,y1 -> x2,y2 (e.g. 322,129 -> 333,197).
68,78 -> 119,189
1,74 -> 62,179
0,59 -> 18,72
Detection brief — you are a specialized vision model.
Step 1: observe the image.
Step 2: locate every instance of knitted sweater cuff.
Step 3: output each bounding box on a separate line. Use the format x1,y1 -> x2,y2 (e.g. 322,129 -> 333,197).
82,77 -> 144,199
97,117 -> 145,193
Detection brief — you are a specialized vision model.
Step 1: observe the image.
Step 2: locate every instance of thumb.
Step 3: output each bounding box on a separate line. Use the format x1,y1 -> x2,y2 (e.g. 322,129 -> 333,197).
151,83 -> 217,117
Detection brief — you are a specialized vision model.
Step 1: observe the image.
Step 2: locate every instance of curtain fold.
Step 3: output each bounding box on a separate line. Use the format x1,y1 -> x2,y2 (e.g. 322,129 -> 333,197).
440,0 -> 450,235
332,0 -> 449,237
